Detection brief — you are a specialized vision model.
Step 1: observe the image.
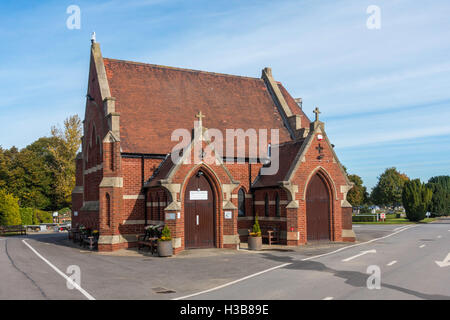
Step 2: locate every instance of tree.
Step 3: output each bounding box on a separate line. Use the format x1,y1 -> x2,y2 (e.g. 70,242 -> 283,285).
49,115 -> 82,208
0,189 -> 21,226
33,209 -> 52,224
426,183 -> 446,217
347,174 -> 369,207
427,176 -> 450,217
402,179 -> 432,222
0,115 -> 81,212
5,138 -> 57,210
0,147 -> 10,189
19,207 -> 34,225
371,167 -> 409,207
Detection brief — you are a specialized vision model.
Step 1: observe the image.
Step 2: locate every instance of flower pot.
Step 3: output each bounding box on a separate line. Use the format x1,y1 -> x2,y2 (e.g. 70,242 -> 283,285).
158,240 -> 173,257
248,236 -> 262,251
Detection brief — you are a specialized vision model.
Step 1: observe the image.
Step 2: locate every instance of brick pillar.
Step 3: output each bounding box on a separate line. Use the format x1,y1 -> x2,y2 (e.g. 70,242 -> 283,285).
164,207 -> 183,254
341,205 -> 355,242
71,153 -> 84,227
98,136 -> 124,251
286,206 -> 301,246
223,208 -> 238,249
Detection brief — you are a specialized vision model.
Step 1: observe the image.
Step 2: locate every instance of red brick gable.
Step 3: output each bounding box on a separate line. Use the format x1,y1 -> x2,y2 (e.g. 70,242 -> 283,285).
103,58 -> 306,155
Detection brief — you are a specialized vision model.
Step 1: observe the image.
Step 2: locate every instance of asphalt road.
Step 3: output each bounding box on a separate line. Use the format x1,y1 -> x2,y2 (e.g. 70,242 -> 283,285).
1,219 -> 449,300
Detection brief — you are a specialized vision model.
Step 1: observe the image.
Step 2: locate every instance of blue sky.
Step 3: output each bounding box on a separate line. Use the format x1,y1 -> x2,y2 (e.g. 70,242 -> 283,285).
0,0 -> 449,190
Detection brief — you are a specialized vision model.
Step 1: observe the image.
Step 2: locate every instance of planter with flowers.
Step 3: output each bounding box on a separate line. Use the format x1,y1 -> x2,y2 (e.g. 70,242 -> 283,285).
248,216 -> 262,251
157,225 -> 173,257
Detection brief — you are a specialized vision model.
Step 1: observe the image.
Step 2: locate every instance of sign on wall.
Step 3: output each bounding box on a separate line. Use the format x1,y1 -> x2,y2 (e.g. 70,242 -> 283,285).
190,190 -> 208,200
166,213 -> 176,220
224,211 -> 232,219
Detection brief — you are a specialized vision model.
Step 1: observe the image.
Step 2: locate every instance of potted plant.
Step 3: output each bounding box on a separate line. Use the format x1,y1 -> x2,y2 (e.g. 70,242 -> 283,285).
248,216 -> 262,251
157,225 -> 173,257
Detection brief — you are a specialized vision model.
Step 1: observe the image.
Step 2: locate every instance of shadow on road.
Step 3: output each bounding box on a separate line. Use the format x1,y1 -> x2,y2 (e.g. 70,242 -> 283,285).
260,253 -> 450,300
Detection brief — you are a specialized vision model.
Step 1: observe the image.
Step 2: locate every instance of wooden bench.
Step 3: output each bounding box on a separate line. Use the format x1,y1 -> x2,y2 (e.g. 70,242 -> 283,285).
247,227 -> 279,246
137,225 -> 163,255
262,228 -> 279,246
0,225 -> 27,236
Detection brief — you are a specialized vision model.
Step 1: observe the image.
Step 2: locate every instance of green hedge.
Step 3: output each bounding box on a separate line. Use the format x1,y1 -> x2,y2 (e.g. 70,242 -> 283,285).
352,215 -> 377,222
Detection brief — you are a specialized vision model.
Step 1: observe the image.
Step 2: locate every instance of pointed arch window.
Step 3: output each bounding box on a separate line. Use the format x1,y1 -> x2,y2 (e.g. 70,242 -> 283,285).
96,136 -> 101,164
275,192 -> 281,217
162,192 -> 168,217
106,193 -> 111,227
238,188 -> 246,217
264,193 -> 269,217
149,194 -> 154,220
157,194 -> 161,221
110,143 -> 114,171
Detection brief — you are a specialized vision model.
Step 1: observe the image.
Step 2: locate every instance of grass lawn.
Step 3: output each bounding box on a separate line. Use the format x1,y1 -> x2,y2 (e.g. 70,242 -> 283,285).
353,218 -> 437,225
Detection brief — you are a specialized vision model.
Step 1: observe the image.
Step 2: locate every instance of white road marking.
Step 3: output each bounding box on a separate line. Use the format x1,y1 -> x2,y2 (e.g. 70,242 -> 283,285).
437,235 -> 442,239
22,239 -> 95,300
302,225 -> 417,261
323,297 -> 334,300
342,250 -> 376,262
393,226 -> 408,232
173,225 -> 417,300
435,253 -> 450,268
172,263 -> 292,300
420,244 -> 426,248
387,260 -> 397,266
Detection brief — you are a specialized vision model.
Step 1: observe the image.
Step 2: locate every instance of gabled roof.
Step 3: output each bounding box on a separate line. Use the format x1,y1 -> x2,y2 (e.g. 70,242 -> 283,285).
103,58 -> 308,155
144,153 -> 175,188
252,139 -> 306,188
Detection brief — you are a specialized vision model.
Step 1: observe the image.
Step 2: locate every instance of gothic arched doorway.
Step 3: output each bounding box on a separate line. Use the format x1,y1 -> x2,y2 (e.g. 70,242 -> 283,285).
184,170 -> 216,248
306,173 -> 331,241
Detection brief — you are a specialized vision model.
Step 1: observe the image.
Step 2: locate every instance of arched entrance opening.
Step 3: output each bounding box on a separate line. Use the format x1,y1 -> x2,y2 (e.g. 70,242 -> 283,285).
184,170 -> 216,249
306,173 -> 331,241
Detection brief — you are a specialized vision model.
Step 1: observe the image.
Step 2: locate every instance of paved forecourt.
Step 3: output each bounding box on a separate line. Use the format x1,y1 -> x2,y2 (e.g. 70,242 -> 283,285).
1,221 -> 448,300
178,221 -> 450,300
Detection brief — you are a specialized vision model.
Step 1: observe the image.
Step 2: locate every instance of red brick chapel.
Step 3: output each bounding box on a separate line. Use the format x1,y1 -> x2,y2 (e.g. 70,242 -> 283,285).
71,40 -> 356,253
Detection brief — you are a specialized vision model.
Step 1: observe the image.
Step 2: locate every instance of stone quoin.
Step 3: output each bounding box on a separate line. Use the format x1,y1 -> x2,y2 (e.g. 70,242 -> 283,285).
71,40 -> 356,254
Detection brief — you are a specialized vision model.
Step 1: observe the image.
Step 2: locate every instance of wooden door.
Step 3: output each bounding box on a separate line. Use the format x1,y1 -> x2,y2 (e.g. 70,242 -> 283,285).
306,174 -> 330,241
184,171 -> 215,248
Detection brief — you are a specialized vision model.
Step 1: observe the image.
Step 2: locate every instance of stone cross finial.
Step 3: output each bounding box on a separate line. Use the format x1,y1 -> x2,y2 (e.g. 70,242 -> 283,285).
313,107 -> 321,122
196,111 -> 205,121
196,111 -> 205,127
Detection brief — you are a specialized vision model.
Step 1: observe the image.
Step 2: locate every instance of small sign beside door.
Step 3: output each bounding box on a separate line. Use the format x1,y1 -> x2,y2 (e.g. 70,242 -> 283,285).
190,190 -> 208,200
166,213 -> 176,220
224,211 -> 232,219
